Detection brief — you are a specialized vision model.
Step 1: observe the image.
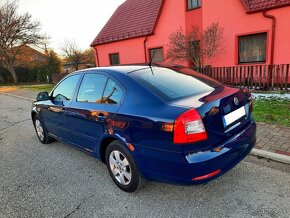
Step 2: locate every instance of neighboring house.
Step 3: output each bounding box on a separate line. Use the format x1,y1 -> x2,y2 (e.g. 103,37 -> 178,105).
15,45 -> 49,67
63,62 -> 95,74
91,0 -> 290,68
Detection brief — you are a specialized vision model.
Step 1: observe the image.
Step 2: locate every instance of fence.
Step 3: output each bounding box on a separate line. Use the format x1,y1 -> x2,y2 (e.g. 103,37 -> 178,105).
199,64 -> 290,90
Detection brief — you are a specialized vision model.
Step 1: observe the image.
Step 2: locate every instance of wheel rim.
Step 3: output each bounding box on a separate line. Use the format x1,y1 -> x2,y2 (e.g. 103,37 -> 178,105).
35,119 -> 44,141
109,150 -> 132,185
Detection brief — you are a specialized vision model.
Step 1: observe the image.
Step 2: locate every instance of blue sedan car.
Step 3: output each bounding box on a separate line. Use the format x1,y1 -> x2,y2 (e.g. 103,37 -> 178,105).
32,64 -> 256,192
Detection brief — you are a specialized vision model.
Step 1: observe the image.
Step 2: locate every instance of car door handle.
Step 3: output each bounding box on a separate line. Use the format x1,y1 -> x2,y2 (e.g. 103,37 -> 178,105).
61,108 -> 68,115
97,115 -> 107,122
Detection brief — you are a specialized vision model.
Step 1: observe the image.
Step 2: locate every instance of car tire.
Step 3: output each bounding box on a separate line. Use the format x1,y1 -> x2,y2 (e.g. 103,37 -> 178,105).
105,140 -> 144,192
33,116 -> 54,144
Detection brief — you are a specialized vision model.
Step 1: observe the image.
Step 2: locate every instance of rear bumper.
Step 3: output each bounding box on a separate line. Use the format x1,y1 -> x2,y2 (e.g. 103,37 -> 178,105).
134,121 -> 256,184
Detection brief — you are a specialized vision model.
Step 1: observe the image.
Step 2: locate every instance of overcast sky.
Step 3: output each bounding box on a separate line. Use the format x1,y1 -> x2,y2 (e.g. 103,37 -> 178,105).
17,0 -> 125,53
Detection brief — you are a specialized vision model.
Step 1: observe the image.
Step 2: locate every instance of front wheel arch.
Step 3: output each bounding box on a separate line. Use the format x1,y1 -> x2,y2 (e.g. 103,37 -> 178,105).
31,111 -> 37,125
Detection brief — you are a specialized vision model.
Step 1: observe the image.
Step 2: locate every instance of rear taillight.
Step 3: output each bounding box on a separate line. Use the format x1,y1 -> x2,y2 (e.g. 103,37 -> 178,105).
173,109 -> 208,144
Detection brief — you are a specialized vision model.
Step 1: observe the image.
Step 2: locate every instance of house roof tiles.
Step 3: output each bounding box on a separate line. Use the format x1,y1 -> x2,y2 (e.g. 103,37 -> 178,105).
91,0 -> 163,46
240,0 -> 290,13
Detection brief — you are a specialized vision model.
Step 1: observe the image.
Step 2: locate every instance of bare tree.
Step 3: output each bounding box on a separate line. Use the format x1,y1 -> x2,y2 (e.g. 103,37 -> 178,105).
202,23 -> 225,59
61,40 -> 86,71
83,48 -> 96,66
167,23 -> 224,69
0,0 -> 45,83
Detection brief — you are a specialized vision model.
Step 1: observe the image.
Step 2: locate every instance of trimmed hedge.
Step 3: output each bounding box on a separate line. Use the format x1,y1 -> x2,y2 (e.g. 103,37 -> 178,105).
0,66 -> 54,83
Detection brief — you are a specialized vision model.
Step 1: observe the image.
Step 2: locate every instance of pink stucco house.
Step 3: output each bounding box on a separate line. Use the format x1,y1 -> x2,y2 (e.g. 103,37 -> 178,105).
91,0 -> 290,70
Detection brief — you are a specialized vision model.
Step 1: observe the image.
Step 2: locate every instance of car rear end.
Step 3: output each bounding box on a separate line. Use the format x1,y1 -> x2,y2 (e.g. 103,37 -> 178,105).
126,66 -> 256,184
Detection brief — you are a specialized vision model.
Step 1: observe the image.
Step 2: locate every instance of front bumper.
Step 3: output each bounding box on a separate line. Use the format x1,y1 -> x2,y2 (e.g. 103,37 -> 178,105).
134,121 -> 256,184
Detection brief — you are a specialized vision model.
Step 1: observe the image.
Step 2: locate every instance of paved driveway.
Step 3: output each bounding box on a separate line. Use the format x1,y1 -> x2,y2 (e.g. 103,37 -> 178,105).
0,94 -> 290,218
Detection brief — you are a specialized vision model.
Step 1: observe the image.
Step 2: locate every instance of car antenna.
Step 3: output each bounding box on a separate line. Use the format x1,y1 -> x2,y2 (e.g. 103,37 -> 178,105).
148,48 -> 157,75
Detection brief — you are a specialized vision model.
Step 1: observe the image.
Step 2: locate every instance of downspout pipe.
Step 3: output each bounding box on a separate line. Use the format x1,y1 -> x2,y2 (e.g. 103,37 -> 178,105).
94,47 -> 100,67
143,36 -> 148,63
262,11 -> 276,88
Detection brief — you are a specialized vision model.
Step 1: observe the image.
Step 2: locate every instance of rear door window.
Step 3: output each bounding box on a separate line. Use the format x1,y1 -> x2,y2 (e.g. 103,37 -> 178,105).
102,78 -> 123,104
77,74 -> 107,103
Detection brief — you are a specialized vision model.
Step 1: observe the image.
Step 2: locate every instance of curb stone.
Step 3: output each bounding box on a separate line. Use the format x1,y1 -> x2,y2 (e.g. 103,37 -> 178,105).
251,148 -> 290,165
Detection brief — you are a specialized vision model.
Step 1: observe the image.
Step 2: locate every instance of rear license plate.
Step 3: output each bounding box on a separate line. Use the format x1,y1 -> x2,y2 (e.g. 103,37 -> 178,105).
222,106 -> 246,127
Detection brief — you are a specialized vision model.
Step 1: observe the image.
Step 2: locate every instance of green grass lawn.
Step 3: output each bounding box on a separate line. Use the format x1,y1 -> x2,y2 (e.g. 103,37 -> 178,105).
19,84 -> 55,93
253,97 -> 290,127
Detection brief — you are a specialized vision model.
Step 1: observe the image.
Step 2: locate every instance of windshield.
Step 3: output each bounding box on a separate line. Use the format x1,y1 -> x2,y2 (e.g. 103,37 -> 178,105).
130,67 -> 219,101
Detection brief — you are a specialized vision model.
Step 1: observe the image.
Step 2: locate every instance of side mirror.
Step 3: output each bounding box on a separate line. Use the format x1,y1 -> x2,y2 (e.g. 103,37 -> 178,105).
36,92 -> 50,101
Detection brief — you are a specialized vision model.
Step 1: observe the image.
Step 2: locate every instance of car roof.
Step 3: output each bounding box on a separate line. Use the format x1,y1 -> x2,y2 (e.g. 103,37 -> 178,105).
70,63 -> 187,76
71,65 -> 147,75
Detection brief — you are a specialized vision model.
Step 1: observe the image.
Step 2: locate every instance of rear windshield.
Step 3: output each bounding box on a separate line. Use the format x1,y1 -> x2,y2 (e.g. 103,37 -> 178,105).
130,67 -> 219,101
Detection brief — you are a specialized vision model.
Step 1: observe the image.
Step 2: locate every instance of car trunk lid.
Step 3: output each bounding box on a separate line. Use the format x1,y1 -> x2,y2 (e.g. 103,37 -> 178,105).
170,86 -> 252,146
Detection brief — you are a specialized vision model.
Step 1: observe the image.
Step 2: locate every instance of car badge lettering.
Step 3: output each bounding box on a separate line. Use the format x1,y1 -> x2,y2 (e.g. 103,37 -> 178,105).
234,97 -> 239,106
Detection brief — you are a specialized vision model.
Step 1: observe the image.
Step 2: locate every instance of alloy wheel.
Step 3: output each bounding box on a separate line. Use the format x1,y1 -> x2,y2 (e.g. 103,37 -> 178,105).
109,150 -> 132,185
35,119 -> 44,141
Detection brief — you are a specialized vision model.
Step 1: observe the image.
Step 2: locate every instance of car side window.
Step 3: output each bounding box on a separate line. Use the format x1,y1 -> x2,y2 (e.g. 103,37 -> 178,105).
52,74 -> 81,101
77,73 -> 107,103
102,78 -> 123,104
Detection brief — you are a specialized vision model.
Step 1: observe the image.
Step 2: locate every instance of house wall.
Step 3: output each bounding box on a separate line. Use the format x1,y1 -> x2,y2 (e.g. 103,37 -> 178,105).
94,0 -> 187,67
203,0 -> 290,67
94,0 -> 290,68
145,0 -> 186,65
185,6 -> 203,32
95,37 -> 146,66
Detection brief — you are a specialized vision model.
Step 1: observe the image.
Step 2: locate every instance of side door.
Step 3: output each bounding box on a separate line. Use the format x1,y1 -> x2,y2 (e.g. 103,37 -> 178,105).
67,73 -> 124,152
40,74 -> 81,141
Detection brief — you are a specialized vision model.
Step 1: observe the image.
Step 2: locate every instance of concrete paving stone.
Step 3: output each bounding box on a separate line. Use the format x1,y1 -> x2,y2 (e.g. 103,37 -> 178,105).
264,134 -> 273,140
273,136 -> 287,141
259,133 -> 269,138
271,147 -> 288,152
268,125 -> 277,129
276,150 -> 290,156
257,141 -> 266,147
269,149 -> 278,153
272,132 -> 286,137
279,129 -> 287,134
273,128 -> 282,133
264,141 -> 276,145
276,139 -> 288,145
281,144 -> 290,150
262,145 -> 272,151
270,137 -> 280,143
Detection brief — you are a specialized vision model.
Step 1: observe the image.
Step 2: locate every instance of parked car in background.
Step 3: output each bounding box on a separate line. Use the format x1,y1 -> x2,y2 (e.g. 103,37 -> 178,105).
31,64 -> 256,192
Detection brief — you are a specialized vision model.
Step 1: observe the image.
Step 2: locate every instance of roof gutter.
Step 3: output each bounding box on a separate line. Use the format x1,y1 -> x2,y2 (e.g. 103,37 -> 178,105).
262,11 -> 276,88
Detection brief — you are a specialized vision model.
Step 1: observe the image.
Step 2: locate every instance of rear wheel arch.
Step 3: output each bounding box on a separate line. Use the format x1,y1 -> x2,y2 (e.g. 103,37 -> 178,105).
99,137 -> 118,163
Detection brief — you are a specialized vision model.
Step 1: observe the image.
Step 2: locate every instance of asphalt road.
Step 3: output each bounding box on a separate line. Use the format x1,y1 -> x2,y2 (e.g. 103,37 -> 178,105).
0,94 -> 290,218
